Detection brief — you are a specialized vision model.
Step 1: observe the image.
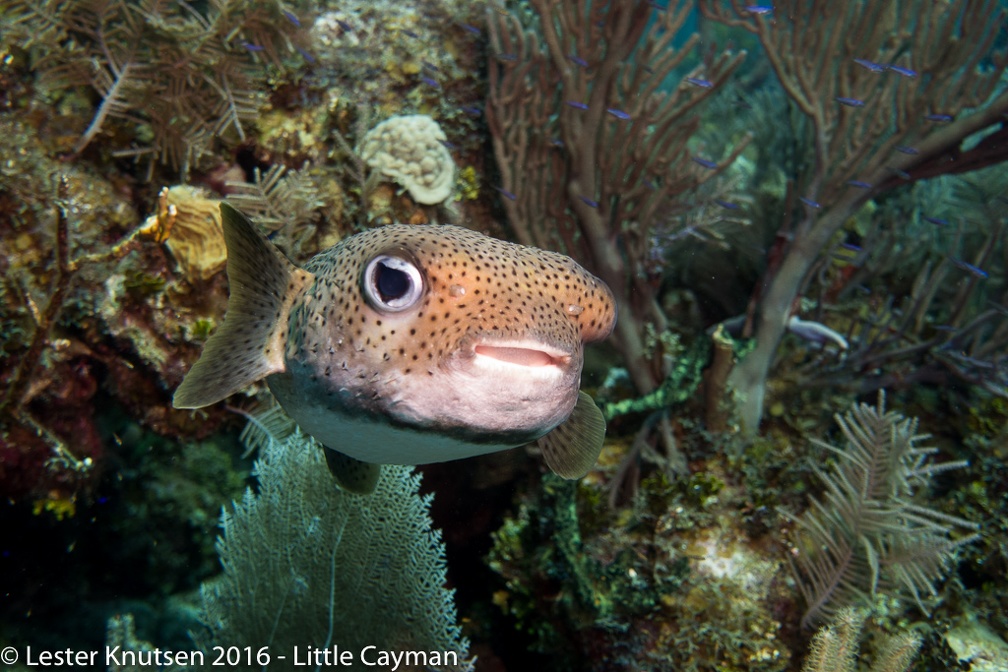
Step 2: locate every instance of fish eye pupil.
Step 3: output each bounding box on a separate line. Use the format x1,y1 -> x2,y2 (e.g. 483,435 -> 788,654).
375,261 -> 410,301
363,254 -> 424,312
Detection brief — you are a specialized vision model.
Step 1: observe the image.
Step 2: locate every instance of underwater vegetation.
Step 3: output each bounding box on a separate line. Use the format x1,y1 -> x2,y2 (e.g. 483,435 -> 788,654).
697,0 -> 1008,432
196,420 -> 473,672
4,0 -> 312,174
486,0 -> 1008,492
800,608 -> 920,672
0,0 -> 1007,671
783,393 -> 980,630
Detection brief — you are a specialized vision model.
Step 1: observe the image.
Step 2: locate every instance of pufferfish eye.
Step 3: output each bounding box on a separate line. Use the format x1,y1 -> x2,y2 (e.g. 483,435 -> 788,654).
362,254 -> 425,312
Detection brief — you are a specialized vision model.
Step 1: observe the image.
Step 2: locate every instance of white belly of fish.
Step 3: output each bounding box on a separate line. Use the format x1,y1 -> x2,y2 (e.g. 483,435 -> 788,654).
283,398 -> 517,465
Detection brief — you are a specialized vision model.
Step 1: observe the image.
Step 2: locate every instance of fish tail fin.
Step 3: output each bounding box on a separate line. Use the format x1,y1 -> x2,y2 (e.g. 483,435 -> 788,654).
173,203 -> 314,409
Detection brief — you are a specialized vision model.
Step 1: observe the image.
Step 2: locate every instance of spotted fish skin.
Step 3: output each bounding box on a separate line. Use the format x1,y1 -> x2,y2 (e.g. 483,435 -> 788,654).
281,224 -> 613,438
175,204 -> 616,491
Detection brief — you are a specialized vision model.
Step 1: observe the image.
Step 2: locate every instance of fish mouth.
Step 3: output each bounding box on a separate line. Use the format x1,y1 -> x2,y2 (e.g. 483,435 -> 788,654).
473,342 -> 571,368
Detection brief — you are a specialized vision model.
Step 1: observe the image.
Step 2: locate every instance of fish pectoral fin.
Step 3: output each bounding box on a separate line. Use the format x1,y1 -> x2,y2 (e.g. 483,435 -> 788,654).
323,446 -> 381,495
173,203 -> 314,409
537,390 -> 606,479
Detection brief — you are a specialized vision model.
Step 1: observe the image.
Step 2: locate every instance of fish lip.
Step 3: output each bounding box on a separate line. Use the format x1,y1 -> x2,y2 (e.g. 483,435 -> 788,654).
471,340 -> 572,368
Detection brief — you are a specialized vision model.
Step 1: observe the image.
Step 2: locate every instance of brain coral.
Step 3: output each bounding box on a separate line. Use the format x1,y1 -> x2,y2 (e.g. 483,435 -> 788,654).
360,115 -> 456,205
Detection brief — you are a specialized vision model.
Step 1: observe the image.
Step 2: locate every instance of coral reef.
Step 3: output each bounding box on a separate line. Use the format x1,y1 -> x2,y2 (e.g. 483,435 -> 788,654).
4,0 -> 312,175
488,467 -> 794,672
1,1 -> 1007,671
306,0 -> 479,114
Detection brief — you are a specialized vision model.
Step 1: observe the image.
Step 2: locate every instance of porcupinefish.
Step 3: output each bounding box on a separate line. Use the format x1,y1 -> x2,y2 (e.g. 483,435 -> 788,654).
174,204 -> 617,493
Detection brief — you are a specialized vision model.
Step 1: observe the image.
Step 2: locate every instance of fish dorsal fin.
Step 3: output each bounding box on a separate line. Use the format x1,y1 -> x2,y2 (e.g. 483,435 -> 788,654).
323,446 -> 381,494
538,390 -> 606,479
173,203 -> 314,409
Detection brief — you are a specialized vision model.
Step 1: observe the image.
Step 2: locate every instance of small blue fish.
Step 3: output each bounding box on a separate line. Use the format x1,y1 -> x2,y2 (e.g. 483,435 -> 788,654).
421,76 -> 441,89
926,113 -> 954,122
459,22 -> 481,35
606,108 -> 631,120
715,199 -> 739,210
550,138 -> 565,148
923,216 -> 948,226
745,5 -> 773,14
686,77 -> 713,88
283,10 -> 301,27
886,64 -> 917,78
498,53 -> 518,62
335,19 -> 352,32
889,167 -> 912,180
578,195 -> 600,208
566,101 -> 589,110
401,29 -> 419,38
895,145 -> 919,155
422,61 -> 440,72
460,105 -> 482,117
840,242 -> 862,252
836,97 -> 865,107
439,139 -> 457,150
799,196 -> 821,208
243,42 -> 264,52
296,47 -> 316,64
846,180 -> 872,189
963,263 -> 988,279
692,157 -> 718,169
853,58 -> 884,72
493,186 -> 517,201
951,258 -> 989,279
568,53 -> 589,68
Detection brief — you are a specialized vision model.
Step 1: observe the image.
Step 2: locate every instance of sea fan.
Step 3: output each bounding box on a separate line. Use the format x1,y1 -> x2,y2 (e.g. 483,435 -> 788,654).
195,424 -> 474,671
783,392 -> 980,629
